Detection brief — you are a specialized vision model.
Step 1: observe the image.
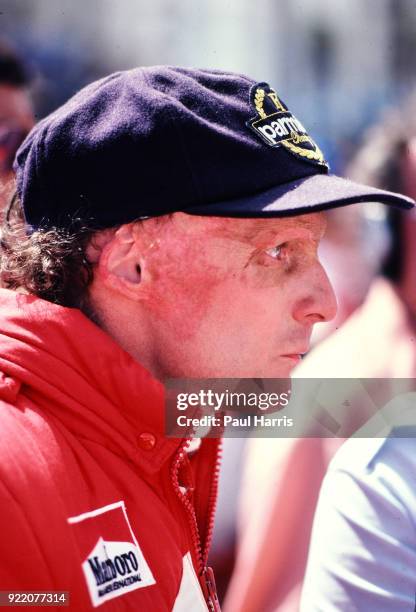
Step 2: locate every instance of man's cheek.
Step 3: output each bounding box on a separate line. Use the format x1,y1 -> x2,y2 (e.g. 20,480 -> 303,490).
147,278 -> 221,339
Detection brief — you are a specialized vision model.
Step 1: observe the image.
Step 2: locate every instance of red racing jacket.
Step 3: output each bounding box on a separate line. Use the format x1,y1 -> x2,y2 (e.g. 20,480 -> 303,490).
0,289 -> 221,611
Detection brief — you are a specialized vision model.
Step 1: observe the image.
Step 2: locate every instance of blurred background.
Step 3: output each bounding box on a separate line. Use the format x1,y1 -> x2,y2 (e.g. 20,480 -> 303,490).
3,1 -> 416,609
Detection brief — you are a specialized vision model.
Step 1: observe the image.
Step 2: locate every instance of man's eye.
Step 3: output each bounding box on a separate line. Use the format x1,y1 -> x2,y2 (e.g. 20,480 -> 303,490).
265,244 -> 285,260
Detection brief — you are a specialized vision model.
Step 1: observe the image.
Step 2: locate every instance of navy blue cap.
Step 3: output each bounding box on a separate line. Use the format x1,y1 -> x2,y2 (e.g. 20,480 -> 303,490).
14,66 -> 414,230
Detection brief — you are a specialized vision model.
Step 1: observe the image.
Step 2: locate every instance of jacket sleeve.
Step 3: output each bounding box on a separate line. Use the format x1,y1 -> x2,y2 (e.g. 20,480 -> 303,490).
300,437 -> 416,612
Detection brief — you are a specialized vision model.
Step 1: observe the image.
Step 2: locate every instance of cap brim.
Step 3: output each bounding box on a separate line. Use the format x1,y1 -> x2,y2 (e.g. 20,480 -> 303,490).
184,173 -> 415,217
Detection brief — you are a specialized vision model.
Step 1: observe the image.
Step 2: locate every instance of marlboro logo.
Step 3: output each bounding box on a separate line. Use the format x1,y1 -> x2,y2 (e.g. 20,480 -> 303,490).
68,501 -> 155,607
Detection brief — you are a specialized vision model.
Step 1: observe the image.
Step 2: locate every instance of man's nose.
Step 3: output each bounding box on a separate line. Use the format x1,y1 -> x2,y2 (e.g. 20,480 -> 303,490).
292,261 -> 338,325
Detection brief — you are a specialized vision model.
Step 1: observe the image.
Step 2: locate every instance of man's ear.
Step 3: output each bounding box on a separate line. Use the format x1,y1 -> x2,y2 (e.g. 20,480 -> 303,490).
95,223 -> 143,300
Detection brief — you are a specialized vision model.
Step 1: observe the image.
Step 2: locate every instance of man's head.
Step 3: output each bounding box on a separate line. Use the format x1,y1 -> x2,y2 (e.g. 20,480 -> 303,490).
0,42 -> 34,204
1,66 -> 413,379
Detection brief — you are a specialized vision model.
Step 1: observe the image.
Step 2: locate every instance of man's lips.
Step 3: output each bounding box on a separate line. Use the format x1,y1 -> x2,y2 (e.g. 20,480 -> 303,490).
280,351 -> 307,363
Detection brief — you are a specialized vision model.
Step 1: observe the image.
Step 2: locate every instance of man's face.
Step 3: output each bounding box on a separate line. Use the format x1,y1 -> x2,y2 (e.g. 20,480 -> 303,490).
134,211 -> 337,378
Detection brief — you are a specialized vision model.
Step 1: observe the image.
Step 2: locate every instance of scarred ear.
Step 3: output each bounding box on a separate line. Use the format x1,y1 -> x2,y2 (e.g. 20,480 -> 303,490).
94,223 -> 142,300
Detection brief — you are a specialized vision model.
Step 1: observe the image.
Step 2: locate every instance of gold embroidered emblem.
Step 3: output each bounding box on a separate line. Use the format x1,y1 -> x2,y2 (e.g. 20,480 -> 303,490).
247,83 -> 328,168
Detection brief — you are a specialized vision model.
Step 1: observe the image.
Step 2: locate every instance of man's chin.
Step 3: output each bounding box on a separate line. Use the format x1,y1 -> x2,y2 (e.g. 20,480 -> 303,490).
270,355 -> 303,378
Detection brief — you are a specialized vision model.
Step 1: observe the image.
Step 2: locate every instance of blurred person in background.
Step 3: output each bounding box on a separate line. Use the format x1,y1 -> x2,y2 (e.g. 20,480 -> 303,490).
225,103 -> 416,612
0,40 -> 34,211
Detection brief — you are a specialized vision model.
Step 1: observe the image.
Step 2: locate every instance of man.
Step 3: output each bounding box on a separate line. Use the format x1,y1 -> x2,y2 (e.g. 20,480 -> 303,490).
0,66 -> 412,611
0,41 -> 34,210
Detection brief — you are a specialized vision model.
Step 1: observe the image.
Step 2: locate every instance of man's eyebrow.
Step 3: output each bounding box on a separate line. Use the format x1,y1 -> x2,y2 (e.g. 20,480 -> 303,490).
207,213 -> 327,244
213,219 -> 289,240
243,221 -> 324,243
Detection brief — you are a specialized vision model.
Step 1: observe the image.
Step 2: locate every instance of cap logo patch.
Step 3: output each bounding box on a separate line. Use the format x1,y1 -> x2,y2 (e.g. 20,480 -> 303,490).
247,82 -> 328,168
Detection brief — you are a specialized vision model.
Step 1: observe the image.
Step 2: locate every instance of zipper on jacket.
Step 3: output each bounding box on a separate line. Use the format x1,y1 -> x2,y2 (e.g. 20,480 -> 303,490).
200,565 -> 220,612
200,439 -> 222,569
171,438 -> 222,611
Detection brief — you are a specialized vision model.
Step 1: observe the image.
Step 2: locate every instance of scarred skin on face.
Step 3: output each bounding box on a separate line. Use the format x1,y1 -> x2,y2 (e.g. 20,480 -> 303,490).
89,212 -> 337,379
